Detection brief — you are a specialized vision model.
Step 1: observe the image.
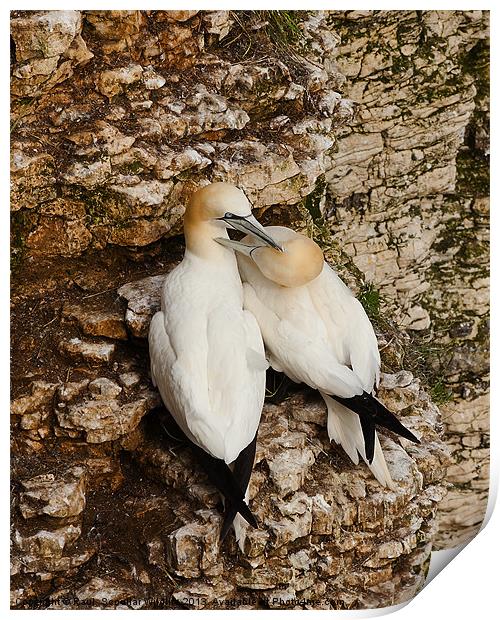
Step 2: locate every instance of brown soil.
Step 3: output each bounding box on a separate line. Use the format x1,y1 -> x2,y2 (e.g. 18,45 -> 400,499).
11,237 -> 184,395
11,237 -> 189,609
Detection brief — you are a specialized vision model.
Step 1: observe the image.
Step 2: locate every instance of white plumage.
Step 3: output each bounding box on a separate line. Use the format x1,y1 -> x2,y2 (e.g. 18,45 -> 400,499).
217,225 -> 418,489
149,254 -> 266,464
148,183 -> 281,546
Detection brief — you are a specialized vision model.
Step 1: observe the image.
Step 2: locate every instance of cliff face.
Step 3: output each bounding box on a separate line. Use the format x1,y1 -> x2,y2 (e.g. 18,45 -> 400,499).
11,261 -> 449,610
324,10 -> 489,547
11,10 -> 351,259
10,10 -> 489,609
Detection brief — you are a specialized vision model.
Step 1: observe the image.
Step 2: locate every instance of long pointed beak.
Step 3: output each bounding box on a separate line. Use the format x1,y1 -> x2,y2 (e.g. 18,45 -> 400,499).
223,214 -> 283,252
215,237 -> 260,256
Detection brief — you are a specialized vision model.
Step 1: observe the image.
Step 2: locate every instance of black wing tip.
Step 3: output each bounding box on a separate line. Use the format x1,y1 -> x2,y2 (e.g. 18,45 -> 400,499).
379,413 -> 421,445
219,502 -> 257,542
405,430 -> 421,445
332,391 -> 422,455
358,413 -> 376,464
237,501 -> 258,529
220,509 -> 235,542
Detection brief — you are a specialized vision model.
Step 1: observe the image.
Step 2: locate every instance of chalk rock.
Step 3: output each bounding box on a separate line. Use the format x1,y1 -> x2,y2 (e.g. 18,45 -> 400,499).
58,338 -> 116,364
11,11 -> 92,97
202,11 -> 233,39
11,381 -> 58,431
11,11 -> 83,62
26,217 -> 92,258
13,523 -> 93,574
11,381 -> 58,417
57,396 -> 149,443
97,64 -> 144,99
11,150 -> 56,211
142,67 -> 166,90
15,524 -> 81,558
165,510 -> 223,578
118,275 -> 164,338
62,303 -> 128,340
119,372 -> 142,389
19,466 -> 87,519
61,159 -> 112,188
85,11 -> 144,42
267,493 -> 313,546
167,11 -> 199,23
57,380 -> 90,403
88,377 -> 122,399
109,180 -> 174,217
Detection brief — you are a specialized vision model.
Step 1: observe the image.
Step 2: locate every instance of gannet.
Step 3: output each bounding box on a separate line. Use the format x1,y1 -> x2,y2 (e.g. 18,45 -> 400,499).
148,183 -> 282,546
216,226 -> 419,488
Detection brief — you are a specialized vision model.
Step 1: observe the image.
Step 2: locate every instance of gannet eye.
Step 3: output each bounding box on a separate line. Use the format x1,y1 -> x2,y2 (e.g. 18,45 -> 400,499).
217,212 -> 236,221
219,212 -> 251,221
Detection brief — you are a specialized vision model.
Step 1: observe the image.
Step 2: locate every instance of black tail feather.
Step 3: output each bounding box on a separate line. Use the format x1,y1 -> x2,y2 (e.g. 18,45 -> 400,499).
220,433 -> 258,542
357,414 -> 376,463
331,391 -> 420,460
371,402 -> 421,444
155,409 -> 257,530
188,443 -> 257,530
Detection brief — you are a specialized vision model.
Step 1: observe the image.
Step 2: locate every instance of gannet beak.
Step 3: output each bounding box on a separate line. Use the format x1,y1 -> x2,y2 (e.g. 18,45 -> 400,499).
215,237 -> 260,256
220,214 -> 283,252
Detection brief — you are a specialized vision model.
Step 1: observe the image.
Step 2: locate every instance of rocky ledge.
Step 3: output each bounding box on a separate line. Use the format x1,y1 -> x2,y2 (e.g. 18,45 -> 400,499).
11,272 -> 449,610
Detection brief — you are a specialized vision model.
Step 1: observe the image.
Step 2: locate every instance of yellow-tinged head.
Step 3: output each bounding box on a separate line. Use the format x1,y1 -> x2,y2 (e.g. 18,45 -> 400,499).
184,183 -> 283,256
216,225 -> 324,287
253,234 -> 324,287
186,182 -> 251,224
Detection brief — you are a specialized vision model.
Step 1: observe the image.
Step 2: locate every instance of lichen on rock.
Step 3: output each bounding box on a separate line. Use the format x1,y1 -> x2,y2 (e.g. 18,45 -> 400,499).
323,10 -> 489,547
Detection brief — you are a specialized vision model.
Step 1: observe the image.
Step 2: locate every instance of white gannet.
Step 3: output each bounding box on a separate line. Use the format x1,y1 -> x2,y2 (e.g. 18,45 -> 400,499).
148,183 -> 282,546
216,226 -> 419,489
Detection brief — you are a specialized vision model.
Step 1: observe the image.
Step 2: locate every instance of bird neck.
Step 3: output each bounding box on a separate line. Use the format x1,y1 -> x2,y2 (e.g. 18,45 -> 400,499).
184,218 -> 232,262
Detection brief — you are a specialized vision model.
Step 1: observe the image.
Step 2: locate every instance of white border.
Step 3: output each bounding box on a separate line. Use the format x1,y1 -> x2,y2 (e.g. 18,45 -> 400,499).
4,2 -> 496,617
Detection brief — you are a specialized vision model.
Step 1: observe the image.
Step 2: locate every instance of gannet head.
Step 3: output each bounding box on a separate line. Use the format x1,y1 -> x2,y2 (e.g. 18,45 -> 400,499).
186,183 -> 283,251
216,226 -> 324,287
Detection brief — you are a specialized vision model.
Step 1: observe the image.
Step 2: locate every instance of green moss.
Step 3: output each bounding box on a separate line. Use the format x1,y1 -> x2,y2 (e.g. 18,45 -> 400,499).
260,11 -> 306,46
71,187 -> 123,226
461,37 -> 489,106
455,150 -> 489,197
429,377 -> 453,405
34,33 -> 50,58
224,10 -> 311,79
358,283 -> 381,320
303,176 -> 326,223
391,54 -> 412,75
11,209 -> 37,271
299,176 -> 335,248
85,197 -> 109,226
401,332 -> 462,405
125,161 -> 144,175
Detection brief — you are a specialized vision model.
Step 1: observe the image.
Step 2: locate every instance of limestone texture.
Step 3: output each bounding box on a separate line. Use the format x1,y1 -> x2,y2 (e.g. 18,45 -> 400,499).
324,10 -> 489,547
11,9 -> 349,260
